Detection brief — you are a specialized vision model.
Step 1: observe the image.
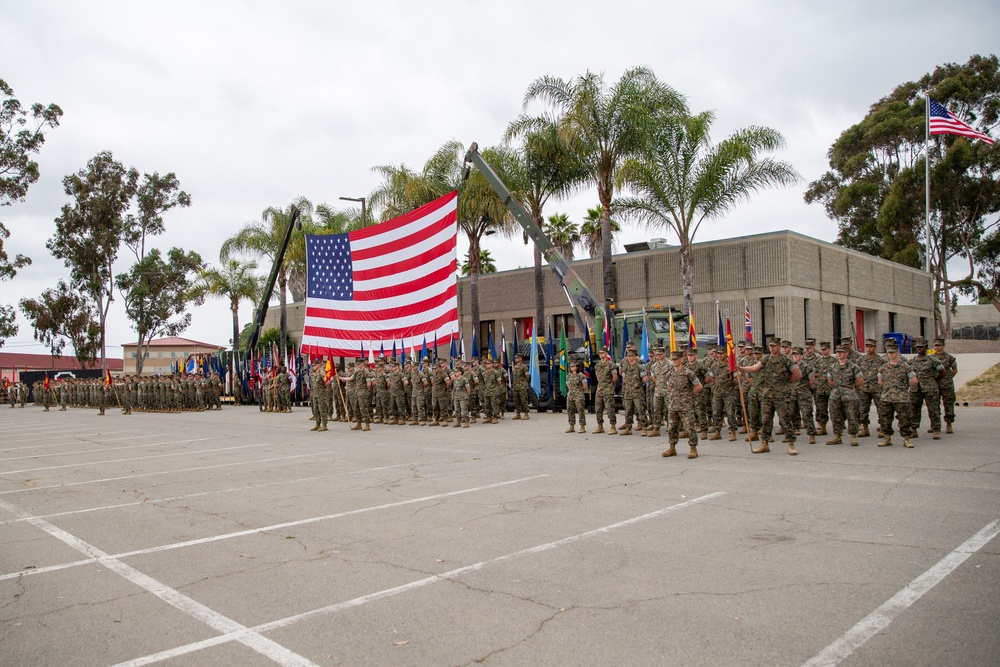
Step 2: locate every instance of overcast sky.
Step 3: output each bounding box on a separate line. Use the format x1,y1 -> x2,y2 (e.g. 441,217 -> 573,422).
3,0 -> 998,357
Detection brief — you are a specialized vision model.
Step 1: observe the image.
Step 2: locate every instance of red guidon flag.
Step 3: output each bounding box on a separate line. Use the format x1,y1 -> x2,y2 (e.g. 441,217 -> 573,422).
301,192 -> 459,358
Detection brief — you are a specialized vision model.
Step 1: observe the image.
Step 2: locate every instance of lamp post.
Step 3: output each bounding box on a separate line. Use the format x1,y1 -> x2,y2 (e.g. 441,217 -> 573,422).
339,196 -> 366,227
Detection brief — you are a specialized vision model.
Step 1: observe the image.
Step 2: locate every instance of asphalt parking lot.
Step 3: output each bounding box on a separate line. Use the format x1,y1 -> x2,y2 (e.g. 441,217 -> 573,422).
1,404 -> 998,666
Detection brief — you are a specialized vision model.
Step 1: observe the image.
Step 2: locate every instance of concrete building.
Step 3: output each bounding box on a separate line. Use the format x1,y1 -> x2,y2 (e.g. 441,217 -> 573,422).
459,230 -> 933,350
121,336 -> 223,375
0,353 -> 123,383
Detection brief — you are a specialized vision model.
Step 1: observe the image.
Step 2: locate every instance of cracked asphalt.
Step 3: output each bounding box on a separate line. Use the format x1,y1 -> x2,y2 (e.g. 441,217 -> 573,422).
0,405 -> 997,666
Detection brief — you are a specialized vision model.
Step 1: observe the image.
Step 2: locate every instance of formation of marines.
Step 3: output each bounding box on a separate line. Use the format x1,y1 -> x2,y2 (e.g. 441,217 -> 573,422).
12,374 -> 226,415
306,354 -> 522,432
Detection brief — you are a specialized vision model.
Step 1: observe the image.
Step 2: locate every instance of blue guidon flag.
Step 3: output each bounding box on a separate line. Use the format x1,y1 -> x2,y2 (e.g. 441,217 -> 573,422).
300,192 -> 459,358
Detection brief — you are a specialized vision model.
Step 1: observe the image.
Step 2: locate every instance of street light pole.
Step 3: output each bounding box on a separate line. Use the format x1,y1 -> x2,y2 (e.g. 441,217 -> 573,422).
339,196 -> 366,227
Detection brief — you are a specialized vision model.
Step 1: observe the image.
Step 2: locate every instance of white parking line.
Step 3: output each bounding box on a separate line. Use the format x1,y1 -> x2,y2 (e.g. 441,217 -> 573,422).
802,520 -> 1000,667
0,496 -> 321,667
0,435 -> 167,462
0,462 -> 418,526
109,491 -> 727,667
0,475 -> 549,582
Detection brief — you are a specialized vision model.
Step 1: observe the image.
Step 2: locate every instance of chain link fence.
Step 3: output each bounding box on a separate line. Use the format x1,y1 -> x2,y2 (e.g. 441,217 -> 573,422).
950,323 -> 1000,341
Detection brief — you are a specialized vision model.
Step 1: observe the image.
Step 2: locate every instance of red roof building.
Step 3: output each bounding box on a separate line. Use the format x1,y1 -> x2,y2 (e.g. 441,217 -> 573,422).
0,352 -> 123,383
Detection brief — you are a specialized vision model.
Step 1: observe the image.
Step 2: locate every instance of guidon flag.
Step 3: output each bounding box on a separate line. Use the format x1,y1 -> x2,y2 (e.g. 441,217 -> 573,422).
300,192 -> 459,358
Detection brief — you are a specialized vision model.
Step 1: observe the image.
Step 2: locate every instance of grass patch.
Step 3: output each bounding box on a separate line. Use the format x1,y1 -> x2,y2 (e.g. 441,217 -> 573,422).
956,362 -> 1000,401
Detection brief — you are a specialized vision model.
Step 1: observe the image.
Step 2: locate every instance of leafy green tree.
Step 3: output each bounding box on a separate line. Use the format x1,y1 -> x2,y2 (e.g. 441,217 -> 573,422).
221,197 -> 312,355
543,212 -> 580,261
617,109 -> 798,311
580,206 -> 621,259
195,258 -> 264,351
19,281 -> 100,366
805,54 -> 1000,327
47,151 -> 139,372
512,67 -> 687,317
116,248 -> 204,375
0,79 -> 62,347
123,172 -> 191,262
462,248 -> 497,275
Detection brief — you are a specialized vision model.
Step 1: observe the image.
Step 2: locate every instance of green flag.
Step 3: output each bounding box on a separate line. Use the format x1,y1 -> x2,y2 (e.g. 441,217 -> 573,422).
558,325 -> 568,396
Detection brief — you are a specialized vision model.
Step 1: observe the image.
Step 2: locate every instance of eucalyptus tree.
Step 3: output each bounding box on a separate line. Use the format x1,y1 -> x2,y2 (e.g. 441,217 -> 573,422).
221,196 -> 312,354
580,206 -> 621,259
617,109 -> 798,311
0,79 -> 62,347
47,151 -> 139,372
19,281 -> 100,366
195,258 -> 263,350
511,67 -> 687,316
544,212 -> 580,261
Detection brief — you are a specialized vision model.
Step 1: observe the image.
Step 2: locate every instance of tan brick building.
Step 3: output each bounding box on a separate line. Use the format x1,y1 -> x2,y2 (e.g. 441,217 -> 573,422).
121,337 -> 224,375
459,231 -> 933,350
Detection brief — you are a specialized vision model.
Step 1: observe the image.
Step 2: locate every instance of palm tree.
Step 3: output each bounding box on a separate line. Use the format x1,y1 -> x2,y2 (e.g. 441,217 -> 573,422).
220,196 -> 312,354
544,213 -> 580,261
196,259 -> 263,350
511,67 -> 687,318
580,206 -> 621,259
501,121 -> 584,338
461,248 -> 497,275
617,110 -> 799,311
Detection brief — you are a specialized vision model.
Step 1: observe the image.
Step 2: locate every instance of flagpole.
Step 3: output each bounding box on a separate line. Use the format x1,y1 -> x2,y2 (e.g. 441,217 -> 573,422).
925,92 -> 931,275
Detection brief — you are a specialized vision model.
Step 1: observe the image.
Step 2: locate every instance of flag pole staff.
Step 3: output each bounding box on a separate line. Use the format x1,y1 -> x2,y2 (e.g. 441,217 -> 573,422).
924,92 -> 931,275
335,371 -> 351,428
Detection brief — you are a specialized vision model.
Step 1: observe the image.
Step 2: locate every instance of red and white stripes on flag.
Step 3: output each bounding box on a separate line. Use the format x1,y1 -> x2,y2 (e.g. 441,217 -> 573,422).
929,98 -> 994,145
300,192 -> 459,358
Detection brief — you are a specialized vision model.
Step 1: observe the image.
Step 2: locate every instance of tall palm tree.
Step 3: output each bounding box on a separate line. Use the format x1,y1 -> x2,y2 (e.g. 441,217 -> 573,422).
220,196 -> 312,354
617,109 -> 799,311
196,259 -> 263,350
511,67 -> 687,318
462,248 -> 497,275
580,206 -> 621,259
544,213 -> 580,261
501,121 -> 585,338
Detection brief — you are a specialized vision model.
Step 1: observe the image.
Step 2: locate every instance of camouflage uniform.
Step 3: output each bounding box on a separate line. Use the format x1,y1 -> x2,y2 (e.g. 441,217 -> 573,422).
352,363 -> 373,429
565,365 -> 588,432
687,353 -> 711,435
408,361 -> 428,424
856,344 -> 885,435
909,343 -> 944,436
647,351 -> 670,434
452,371 -> 471,426
511,357 -> 530,418
747,344 -> 799,452
708,352 -> 738,439
431,362 -> 452,424
790,351 -> 816,440
813,346 -> 836,434
593,352 -> 618,433
388,361 -> 407,424
827,354 -> 863,441
878,352 -> 916,445
309,360 -> 329,429
664,353 -> 702,457
619,353 -> 647,434
932,341 -> 957,430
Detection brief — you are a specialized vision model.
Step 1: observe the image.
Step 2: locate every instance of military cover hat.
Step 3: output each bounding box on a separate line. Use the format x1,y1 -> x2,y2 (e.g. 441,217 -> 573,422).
670,350 -> 685,360
933,338 -> 945,345
768,339 -> 780,347
819,341 -> 832,349
805,338 -> 816,346
736,340 -> 746,347
753,346 -> 764,353
835,345 -> 850,353
914,337 -> 928,347
781,339 -> 792,347
792,346 -> 804,354
864,338 -> 877,346
884,342 -> 899,352
686,347 -> 698,354
627,349 -> 638,356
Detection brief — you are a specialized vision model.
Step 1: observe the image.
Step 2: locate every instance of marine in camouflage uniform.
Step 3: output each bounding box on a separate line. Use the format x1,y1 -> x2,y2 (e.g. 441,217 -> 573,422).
707,346 -> 739,442
826,345 -> 863,445
467,358 -> 483,420
592,347 -> 618,434
789,347 -> 817,443
351,361 -> 373,431
812,342 -> 835,435
738,339 -> 801,455
646,347 -> 670,437
663,350 -> 703,459
564,361 -> 588,433
908,338 -> 944,438
408,359 -> 429,424
932,338 -> 958,433
309,359 -> 330,430
451,367 -> 471,427
877,343 -> 917,447
431,360 -> 452,425
387,359 -> 407,424
511,354 -> 531,419
856,339 -> 885,438
619,350 -> 647,436
687,349 -> 711,436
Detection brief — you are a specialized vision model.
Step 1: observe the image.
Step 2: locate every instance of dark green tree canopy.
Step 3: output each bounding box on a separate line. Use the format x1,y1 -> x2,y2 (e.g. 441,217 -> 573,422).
19,281 -> 100,366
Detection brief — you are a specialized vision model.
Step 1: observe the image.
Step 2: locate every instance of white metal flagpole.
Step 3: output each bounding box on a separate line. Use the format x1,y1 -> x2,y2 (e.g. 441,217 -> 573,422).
925,92 -> 931,275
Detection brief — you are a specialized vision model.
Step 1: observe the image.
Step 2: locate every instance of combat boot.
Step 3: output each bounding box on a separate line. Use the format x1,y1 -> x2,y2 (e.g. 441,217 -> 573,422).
351,423 -> 361,431
362,423 -> 370,431
491,418 -> 499,424
688,445 -> 698,459
932,430 -> 941,440
728,430 -> 737,442
418,420 -> 426,426
708,430 -> 722,441
523,412 -> 529,420
747,429 -> 759,442
826,434 -> 843,445
808,435 -> 816,444
751,441 -> 770,454
512,412 -> 522,420
608,425 -> 618,435
662,443 -> 677,457
699,430 -> 707,440
640,427 -> 648,437
441,419 -> 450,427
317,424 -> 328,432
310,423 -> 320,432
878,435 -> 892,447
578,425 -> 586,433
592,424 -> 605,434
903,437 -> 913,448
859,425 -> 870,438
946,423 -> 953,434
619,425 -> 632,436
463,422 -> 469,428
817,424 -> 828,436
453,421 -> 462,428
649,426 -> 661,437
850,435 -> 859,446
565,425 -> 575,433
787,442 -> 798,456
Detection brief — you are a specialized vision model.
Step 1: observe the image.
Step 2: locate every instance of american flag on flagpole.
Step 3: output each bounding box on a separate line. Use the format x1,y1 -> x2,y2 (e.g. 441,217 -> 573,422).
929,98 -> 994,145
300,192 -> 460,358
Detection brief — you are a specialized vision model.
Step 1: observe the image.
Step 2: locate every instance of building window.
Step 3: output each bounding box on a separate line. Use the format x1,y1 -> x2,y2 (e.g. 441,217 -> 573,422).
760,297 -> 775,347
479,320 -> 494,358
803,298 -> 810,339
920,317 -> 927,339
554,314 -> 577,340
171,352 -> 176,358
832,303 -> 844,342
131,352 -> 136,358
889,312 -> 897,332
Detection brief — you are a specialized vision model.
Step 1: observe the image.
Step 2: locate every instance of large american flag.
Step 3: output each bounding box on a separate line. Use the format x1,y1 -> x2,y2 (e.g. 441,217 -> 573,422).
929,98 -> 994,145
300,192 -> 459,358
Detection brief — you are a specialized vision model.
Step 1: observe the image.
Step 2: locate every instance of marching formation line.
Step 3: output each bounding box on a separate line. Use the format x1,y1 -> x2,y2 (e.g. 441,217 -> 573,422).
109,491 -> 727,667
0,475 -> 549,582
802,519 -> 1000,667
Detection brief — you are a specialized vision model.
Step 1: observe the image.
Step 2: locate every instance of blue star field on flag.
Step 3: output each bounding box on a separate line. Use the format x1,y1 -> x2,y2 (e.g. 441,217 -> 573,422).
306,234 -> 354,300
